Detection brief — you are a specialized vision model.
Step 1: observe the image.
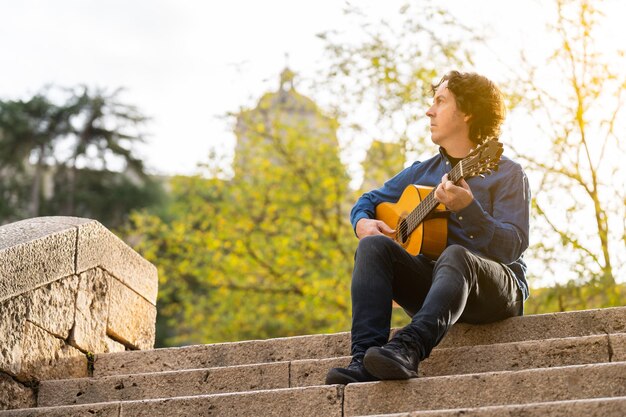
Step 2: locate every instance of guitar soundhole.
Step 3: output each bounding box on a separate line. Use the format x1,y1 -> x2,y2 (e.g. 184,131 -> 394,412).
398,219 -> 409,244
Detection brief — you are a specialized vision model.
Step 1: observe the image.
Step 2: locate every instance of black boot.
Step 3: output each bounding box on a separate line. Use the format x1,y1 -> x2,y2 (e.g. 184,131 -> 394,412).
363,332 -> 420,380
325,356 -> 379,385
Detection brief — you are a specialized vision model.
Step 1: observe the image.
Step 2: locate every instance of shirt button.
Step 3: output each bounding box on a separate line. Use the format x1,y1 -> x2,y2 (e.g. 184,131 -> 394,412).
469,235 -> 474,239
446,161 -> 450,165
458,216 -> 463,220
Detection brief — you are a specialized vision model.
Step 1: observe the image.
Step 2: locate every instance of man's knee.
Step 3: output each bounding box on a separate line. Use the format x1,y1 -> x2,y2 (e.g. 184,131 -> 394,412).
433,245 -> 475,285
357,234 -> 395,255
437,244 -> 472,265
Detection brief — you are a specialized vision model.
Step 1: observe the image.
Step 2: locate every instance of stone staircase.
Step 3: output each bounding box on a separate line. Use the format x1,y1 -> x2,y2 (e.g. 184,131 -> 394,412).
1,307 -> 625,416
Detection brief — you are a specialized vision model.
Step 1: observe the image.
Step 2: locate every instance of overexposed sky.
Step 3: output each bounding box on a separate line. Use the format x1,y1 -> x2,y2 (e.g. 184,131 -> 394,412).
1,0 -> 561,176
2,1 -> 625,287
1,0 -> 624,179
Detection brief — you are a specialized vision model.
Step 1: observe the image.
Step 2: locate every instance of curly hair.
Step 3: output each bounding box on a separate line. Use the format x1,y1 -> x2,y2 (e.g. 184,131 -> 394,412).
431,71 -> 506,144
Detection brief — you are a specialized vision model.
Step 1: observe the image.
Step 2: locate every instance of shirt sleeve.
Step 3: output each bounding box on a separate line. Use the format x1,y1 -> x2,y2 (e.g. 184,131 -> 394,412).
454,163 -> 530,264
350,161 -> 421,234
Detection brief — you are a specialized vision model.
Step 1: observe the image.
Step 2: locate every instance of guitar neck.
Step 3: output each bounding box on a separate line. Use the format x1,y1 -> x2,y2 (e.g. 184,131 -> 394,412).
405,160 -> 466,233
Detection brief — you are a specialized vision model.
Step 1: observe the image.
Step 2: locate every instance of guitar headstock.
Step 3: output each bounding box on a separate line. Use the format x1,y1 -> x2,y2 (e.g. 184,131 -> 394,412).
459,138 -> 503,179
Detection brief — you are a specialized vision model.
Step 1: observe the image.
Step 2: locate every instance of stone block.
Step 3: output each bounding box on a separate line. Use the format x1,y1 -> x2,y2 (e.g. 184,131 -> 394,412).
421,334 -> 610,377
70,268 -> 109,353
0,219 -> 77,303
291,356 -> 350,387
94,332 -> 349,377
18,321 -> 87,381
0,372 -> 35,411
106,276 -> 156,350
76,221 -> 157,305
39,362 -> 289,406
104,338 -> 126,354
119,385 -> 343,417
26,275 -> 80,339
0,298 -> 26,376
390,397 -> 626,416
610,333 -> 626,361
0,402 -> 120,416
440,307 -> 626,348
343,362 -> 626,416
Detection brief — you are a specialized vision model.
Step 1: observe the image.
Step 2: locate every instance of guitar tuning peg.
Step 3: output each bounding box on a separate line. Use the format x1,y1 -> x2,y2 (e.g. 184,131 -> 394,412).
479,174 -> 486,179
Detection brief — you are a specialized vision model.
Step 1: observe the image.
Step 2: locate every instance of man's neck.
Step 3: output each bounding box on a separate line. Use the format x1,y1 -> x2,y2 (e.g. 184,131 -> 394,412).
442,139 -> 474,158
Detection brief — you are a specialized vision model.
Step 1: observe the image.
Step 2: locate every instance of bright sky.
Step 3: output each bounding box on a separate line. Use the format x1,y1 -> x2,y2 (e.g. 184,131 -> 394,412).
2,0 -> 625,288
0,0 -> 561,176
2,0 -> 624,174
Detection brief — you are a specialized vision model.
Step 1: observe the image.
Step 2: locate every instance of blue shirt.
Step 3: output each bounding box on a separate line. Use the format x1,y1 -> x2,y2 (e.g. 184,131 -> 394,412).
351,148 -> 530,300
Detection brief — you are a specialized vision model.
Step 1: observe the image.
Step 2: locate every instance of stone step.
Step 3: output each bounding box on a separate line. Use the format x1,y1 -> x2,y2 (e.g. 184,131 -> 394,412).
293,332 -> 623,387
360,396 -> 626,417
37,333 -> 625,407
38,362 -> 288,407
5,362 -> 626,417
343,361 -> 626,416
93,307 -> 626,377
0,385 -> 345,417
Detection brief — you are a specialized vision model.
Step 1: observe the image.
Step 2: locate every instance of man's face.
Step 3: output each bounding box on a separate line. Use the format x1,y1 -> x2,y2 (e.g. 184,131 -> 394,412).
426,81 -> 470,147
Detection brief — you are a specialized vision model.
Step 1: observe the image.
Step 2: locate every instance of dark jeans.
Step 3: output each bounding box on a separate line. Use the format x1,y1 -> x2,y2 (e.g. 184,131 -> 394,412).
351,235 -> 524,360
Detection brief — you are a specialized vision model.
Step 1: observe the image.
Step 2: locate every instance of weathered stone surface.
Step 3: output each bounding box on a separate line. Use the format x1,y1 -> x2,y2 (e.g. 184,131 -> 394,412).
0,402 -> 120,416
76,221 -> 157,305
26,275 -> 80,339
0,218 -> 79,303
0,298 -> 26,376
106,277 -> 155,350
610,333 -> 626,361
343,362 -> 626,416
39,362 -> 289,406
377,397 -> 626,416
0,217 -> 90,252
0,372 -> 35,411
94,332 -> 349,377
439,307 -> 626,348
18,321 -> 87,381
104,338 -> 126,354
291,356 -> 350,387
421,334 -> 610,377
93,307 -> 626,377
70,268 -> 109,353
291,334 -> 611,387
119,385 -> 343,417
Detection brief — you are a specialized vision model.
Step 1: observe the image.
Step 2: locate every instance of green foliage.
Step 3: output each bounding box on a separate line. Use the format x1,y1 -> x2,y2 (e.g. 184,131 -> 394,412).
0,86 -> 164,228
525,281 -> 625,315
127,91 -> 357,346
511,0 -> 626,292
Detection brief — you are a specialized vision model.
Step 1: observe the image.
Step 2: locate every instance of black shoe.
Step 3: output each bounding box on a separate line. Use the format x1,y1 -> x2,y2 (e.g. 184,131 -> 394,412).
325,356 -> 379,385
363,333 -> 420,380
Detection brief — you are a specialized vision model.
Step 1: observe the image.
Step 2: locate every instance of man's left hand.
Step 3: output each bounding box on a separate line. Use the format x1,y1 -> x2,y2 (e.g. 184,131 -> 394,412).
434,174 -> 474,212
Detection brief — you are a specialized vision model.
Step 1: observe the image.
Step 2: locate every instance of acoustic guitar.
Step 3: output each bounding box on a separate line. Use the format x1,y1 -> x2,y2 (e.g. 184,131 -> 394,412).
375,139 -> 503,259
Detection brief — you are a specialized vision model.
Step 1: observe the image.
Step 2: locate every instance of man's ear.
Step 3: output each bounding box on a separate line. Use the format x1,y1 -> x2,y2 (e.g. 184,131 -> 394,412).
463,114 -> 472,123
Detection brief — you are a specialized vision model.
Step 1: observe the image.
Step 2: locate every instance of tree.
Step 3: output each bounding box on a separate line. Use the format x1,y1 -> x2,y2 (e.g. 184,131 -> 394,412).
127,77 -> 356,346
510,0 -> 625,309
0,92 -> 72,217
315,1 -> 480,170
0,86 -> 164,228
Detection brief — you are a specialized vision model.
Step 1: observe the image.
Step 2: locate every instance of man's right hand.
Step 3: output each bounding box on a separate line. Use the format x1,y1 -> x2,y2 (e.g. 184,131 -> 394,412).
355,218 -> 396,239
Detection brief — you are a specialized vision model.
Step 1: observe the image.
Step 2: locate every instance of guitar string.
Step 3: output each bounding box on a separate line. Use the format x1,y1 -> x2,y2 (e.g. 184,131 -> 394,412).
396,162 -> 462,240
394,141 -> 502,241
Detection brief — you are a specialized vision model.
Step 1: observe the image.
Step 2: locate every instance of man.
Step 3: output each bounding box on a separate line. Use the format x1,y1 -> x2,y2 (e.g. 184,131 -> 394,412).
326,71 -> 530,384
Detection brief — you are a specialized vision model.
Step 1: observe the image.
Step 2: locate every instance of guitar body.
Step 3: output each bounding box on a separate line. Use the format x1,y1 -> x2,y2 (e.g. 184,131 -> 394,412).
375,185 -> 448,259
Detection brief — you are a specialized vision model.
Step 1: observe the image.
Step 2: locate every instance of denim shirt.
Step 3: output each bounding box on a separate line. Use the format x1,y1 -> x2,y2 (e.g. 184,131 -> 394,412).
351,148 -> 531,300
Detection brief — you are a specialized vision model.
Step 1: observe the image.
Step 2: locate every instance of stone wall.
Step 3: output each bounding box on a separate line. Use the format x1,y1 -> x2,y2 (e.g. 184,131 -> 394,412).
0,217 -> 158,410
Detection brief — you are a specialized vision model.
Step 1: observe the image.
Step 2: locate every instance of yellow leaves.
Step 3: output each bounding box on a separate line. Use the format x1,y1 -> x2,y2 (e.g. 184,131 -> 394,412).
255,122 -> 266,133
